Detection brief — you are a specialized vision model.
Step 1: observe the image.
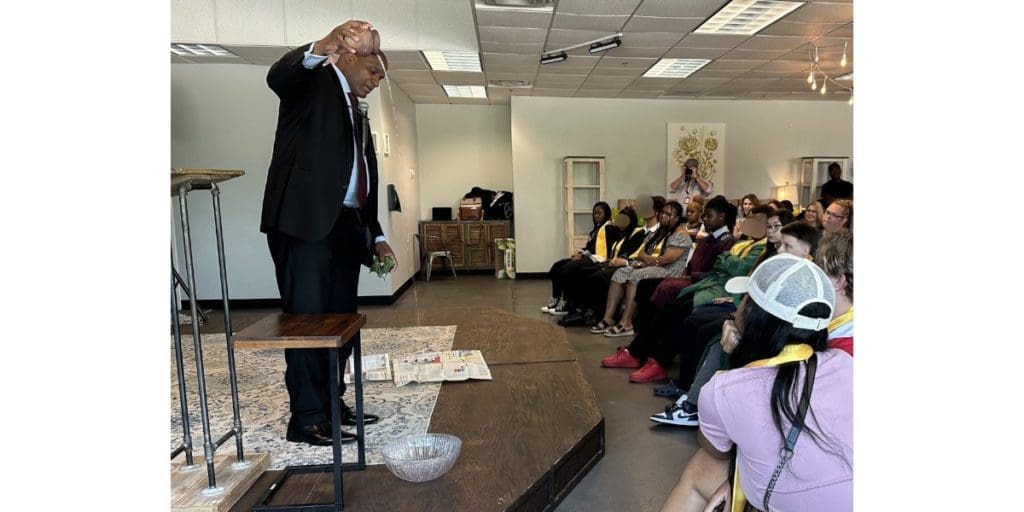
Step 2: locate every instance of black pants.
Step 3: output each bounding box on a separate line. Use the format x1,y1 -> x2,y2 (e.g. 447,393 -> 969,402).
267,207 -> 365,428
627,292 -> 695,366
555,259 -> 600,304
576,266 -> 617,315
667,307 -> 735,388
632,277 -> 666,334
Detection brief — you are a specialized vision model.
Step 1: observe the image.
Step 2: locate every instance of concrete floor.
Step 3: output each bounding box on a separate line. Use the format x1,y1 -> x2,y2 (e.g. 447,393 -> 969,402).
202,274 -> 695,511
365,275 -> 697,512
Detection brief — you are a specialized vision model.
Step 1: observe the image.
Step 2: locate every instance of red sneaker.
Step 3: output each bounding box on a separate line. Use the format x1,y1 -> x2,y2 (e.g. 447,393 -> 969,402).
601,347 -> 642,368
629,359 -> 668,383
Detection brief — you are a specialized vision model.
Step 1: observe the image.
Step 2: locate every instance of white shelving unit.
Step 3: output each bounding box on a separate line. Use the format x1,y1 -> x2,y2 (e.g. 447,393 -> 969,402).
564,156 -> 606,255
799,156 -> 851,207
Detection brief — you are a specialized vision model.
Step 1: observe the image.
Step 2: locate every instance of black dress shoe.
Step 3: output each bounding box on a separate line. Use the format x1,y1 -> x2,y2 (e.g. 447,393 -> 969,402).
558,311 -> 587,327
286,422 -> 357,446
341,404 -> 379,426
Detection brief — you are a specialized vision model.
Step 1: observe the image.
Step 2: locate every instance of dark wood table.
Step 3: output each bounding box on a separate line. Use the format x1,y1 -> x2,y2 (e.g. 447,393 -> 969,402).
233,313 -> 368,512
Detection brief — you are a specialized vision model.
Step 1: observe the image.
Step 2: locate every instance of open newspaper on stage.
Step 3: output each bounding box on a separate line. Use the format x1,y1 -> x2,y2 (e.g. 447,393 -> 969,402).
392,350 -> 493,387
343,353 -> 392,384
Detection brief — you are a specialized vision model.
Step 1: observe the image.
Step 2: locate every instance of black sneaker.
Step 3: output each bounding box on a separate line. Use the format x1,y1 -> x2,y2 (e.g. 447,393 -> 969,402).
649,401 -> 699,427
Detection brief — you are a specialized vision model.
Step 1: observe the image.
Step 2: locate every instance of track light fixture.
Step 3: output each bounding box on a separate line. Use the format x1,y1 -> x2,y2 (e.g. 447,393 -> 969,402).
539,32 -> 622,64
539,51 -> 568,64
588,37 -> 621,54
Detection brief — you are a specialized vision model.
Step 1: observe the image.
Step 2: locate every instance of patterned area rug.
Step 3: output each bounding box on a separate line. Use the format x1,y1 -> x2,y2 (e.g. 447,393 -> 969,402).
170,326 -> 456,469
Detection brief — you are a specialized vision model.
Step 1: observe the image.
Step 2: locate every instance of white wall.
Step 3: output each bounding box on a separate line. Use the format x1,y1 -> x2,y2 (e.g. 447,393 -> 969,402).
171,62 -> 418,299
415,104 -> 513,220
510,95 -> 852,273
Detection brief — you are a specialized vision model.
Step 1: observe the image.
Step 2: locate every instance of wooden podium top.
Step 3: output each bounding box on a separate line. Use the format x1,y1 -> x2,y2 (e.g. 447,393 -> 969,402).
233,313 -> 366,350
171,168 -> 245,196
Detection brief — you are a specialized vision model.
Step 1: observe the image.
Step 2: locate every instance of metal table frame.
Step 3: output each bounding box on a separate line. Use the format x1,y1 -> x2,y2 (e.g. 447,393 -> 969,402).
170,169 -> 249,494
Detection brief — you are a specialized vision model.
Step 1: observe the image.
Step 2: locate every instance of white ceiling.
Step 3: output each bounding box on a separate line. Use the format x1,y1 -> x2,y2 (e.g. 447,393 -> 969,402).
171,0 -> 853,104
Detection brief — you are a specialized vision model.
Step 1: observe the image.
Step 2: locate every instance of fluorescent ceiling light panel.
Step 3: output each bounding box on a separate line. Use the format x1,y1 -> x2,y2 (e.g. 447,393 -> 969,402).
171,43 -> 234,57
835,72 -> 853,81
694,0 -> 805,35
443,85 -> 488,98
643,59 -> 712,78
422,51 -> 482,72
476,0 -> 554,12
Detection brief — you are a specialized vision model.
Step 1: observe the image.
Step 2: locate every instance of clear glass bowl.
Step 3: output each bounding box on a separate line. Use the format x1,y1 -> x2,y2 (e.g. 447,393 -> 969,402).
382,433 -> 462,483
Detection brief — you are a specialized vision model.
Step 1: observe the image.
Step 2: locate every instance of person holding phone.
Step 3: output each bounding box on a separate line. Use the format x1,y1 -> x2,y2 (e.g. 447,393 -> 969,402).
669,158 -> 714,207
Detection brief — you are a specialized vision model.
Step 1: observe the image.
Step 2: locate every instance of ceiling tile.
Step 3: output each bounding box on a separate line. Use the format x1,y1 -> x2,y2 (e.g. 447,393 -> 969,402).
670,77 -> 732,89
219,45 -> 290,60
623,16 -> 703,33
531,88 -> 579,96
625,31 -> 687,47
662,46 -> 730,59
825,23 -> 853,38
618,90 -> 664,98
534,74 -> 588,87
478,26 -> 548,44
216,0 -> 287,45
387,69 -> 438,83
759,21 -> 846,38
736,35 -> 815,52
675,33 -> 750,49
556,0 -> 643,16
783,2 -> 853,24
721,49 -> 788,60
475,10 -> 553,29
575,88 -> 624,97
386,50 -> 429,61
180,55 -> 248,64
631,77 -> 682,90
594,56 -> 658,70
171,54 -> 192,64
704,59 -> 765,71
398,83 -> 445,95
753,60 -> 810,73
552,13 -> 629,31
450,97 -> 491,105
602,46 -> 671,58
587,65 -> 646,76
432,71 -> 486,85
727,78 -> 782,88
483,52 -> 542,70
171,0 -> 217,43
582,75 -> 637,88
480,42 -> 544,54
688,69 -> 747,79
635,0 -> 728,18
485,71 -> 535,81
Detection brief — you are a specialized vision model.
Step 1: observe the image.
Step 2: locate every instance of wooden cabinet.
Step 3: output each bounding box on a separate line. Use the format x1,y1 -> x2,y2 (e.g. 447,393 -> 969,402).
419,221 -> 511,271
564,157 -> 605,255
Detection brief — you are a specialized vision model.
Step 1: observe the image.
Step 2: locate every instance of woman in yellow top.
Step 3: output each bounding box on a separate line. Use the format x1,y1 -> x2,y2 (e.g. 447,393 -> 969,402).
542,201 -> 622,315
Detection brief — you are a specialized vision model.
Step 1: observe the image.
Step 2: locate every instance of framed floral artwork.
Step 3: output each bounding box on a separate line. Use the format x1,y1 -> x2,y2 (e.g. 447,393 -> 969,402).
666,123 -> 725,201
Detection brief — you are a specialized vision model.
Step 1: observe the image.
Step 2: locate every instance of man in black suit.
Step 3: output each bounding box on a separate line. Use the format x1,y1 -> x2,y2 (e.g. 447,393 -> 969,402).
260,20 -> 397,446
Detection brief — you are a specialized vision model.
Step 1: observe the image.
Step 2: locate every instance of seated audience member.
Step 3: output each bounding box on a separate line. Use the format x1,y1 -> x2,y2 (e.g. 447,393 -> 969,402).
657,254 -> 852,512
597,201 -> 691,337
766,199 -> 784,213
652,228 -> 852,428
798,200 -> 825,231
600,206 -> 771,381
823,199 -> 853,233
780,199 -> 795,214
778,221 -> 821,260
557,208 -> 640,326
817,229 -> 853,355
732,193 -> 760,239
572,197 -> 665,323
682,201 -> 705,243
542,201 -> 621,315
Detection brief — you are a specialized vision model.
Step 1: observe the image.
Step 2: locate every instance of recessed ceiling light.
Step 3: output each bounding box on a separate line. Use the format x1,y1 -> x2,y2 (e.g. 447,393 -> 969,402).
171,43 -> 235,57
443,85 -> 488,98
694,0 -> 805,36
642,59 -> 712,78
422,51 -> 482,72
488,80 -> 532,88
835,72 -> 853,81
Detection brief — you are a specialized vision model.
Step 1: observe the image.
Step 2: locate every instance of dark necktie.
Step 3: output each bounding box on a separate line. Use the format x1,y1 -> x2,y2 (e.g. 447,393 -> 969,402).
348,92 -> 368,208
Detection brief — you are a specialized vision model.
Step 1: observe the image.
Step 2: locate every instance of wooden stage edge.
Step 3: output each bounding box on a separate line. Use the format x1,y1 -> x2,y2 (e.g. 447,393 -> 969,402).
228,308 -> 605,512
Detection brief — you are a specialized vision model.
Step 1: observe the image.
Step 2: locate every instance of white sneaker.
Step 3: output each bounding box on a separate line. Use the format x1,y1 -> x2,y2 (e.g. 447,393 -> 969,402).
649,401 -> 699,427
541,298 -> 559,313
550,304 -> 569,316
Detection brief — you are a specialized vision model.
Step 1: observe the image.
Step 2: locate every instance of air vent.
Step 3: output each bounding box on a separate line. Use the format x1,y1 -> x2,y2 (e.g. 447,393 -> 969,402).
481,0 -> 554,7
488,80 -> 532,89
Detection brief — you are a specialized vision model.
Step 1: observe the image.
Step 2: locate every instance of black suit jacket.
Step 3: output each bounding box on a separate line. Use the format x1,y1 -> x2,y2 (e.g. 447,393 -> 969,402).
260,43 -> 384,243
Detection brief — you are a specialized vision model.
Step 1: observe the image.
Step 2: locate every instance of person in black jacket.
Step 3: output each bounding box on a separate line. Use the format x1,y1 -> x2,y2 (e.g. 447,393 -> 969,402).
541,201 -> 621,315
260,20 -> 394,447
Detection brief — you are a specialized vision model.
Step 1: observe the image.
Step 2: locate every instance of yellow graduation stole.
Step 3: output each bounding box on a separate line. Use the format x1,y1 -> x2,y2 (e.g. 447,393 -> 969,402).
729,344 -> 814,512
593,221 -> 613,262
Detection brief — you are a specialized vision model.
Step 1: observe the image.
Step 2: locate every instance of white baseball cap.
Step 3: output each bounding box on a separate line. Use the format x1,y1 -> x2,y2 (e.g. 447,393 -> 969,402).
725,253 -> 835,330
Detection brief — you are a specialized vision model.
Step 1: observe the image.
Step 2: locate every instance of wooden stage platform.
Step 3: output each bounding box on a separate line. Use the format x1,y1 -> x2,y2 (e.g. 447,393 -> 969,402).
229,307 -> 604,511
